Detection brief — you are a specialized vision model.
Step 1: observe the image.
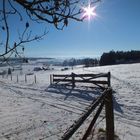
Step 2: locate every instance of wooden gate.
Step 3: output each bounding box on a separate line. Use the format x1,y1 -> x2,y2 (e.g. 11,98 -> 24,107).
50,72 -> 114,140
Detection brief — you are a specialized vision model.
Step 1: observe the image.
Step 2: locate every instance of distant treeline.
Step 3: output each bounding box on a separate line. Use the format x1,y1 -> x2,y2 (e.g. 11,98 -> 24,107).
100,50 -> 140,66
0,58 -> 29,67
63,58 -> 99,67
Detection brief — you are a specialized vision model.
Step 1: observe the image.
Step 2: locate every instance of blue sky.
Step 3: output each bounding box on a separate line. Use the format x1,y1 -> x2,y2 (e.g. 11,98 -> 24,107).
4,0 -> 140,58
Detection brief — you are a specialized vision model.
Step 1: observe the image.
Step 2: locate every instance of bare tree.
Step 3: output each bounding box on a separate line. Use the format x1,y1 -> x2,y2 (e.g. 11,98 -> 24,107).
0,0 -> 100,64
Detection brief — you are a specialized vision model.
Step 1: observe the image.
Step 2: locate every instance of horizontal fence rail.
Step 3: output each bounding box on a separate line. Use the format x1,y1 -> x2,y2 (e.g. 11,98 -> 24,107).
52,79 -> 108,84
52,73 -> 109,78
50,72 -> 111,88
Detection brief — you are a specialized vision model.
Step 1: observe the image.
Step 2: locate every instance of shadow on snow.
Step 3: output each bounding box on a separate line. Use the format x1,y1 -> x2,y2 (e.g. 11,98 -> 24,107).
46,84 -> 102,102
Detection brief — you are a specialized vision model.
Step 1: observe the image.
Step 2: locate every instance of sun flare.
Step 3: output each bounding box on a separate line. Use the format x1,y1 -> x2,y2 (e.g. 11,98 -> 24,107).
83,4 -> 97,20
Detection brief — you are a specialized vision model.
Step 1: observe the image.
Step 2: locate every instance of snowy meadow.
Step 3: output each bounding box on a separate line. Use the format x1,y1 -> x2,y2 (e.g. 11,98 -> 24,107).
0,62 -> 140,140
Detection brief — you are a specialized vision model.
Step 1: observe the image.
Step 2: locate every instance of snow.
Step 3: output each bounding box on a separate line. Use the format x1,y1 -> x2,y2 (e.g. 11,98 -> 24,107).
83,63 -> 140,140
0,62 -> 140,140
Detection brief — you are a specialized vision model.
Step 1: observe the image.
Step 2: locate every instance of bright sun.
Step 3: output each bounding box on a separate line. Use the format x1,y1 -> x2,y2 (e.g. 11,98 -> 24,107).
83,4 -> 97,20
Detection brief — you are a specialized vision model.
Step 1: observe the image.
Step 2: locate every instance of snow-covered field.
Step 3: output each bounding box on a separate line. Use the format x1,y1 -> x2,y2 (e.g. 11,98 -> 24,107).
0,62 -> 140,140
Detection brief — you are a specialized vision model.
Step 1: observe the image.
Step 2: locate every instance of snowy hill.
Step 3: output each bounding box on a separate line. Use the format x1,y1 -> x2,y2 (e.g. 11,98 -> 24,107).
0,63 -> 140,140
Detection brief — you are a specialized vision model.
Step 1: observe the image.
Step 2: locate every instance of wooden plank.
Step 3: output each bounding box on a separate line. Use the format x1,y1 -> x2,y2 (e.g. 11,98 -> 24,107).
53,76 -> 69,84
81,101 -> 105,140
74,73 -> 108,78
53,73 -> 108,78
53,79 -> 108,85
53,74 -> 71,77
61,89 -> 109,140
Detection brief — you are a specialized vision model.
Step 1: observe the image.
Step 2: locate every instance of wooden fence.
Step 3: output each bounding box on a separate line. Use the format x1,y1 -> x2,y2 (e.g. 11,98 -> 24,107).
61,88 -> 114,140
50,72 -> 114,140
2,73 -> 37,83
50,72 -> 111,89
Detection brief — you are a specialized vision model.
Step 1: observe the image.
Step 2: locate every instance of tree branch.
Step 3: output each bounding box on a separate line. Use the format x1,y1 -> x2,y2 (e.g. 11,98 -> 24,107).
3,0 -> 10,53
0,0 -> 101,64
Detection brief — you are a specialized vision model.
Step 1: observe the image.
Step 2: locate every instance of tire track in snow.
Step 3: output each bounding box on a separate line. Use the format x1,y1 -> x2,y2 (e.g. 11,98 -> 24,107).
0,80 -> 95,117
0,82 -> 83,139
0,84 -> 85,115
0,80 -> 91,106
0,79 -> 100,139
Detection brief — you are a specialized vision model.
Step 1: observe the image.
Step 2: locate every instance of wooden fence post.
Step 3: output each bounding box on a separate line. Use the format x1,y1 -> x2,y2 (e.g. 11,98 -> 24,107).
11,74 -> 12,81
71,73 -> 75,88
25,74 -> 27,83
50,75 -> 52,85
17,75 -> 19,83
52,74 -> 54,84
108,72 -> 111,87
105,89 -> 114,140
34,75 -> 36,83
